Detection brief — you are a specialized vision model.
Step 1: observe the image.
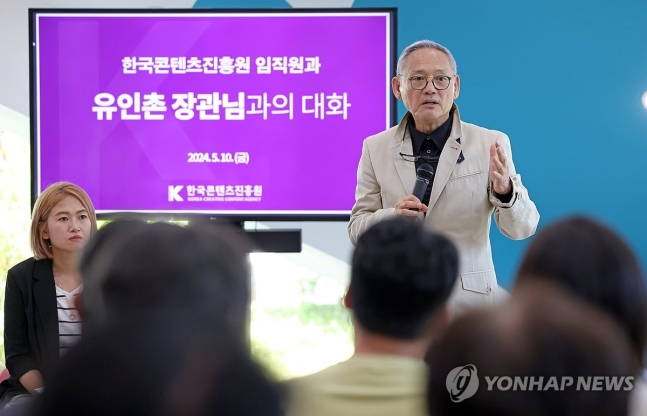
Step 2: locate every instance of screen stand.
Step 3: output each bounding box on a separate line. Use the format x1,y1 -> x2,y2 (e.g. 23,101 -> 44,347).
197,218 -> 302,253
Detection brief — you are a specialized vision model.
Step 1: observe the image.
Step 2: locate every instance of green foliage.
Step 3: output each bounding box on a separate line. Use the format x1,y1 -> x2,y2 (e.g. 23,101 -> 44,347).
262,277 -> 351,337
249,275 -> 353,380
0,130 -> 32,367
251,332 -> 290,381
262,303 -> 352,339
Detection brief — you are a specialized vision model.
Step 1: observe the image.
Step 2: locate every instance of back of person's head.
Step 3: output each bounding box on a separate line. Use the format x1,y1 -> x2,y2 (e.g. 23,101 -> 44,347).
78,218 -> 149,327
428,280 -> 640,416
349,217 -> 459,340
30,181 -> 98,259
515,215 -> 647,362
30,311 -> 284,416
101,221 -> 252,337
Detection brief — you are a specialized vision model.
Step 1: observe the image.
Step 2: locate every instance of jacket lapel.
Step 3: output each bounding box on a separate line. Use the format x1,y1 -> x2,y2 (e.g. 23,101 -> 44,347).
33,260 -> 58,368
391,115 -> 416,195
427,106 -> 464,212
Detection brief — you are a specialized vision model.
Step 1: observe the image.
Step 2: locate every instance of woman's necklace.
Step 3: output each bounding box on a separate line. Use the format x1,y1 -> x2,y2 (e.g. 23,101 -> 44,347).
52,267 -> 77,321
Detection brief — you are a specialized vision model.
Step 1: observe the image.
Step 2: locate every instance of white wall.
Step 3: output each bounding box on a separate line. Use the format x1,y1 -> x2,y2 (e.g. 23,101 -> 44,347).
1,0 -> 53,115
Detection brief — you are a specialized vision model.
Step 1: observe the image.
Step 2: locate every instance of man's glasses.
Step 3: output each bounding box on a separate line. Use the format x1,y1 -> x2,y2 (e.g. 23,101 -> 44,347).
399,152 -> 440,164
398,139 -> 439,164
400,74 -> 453,90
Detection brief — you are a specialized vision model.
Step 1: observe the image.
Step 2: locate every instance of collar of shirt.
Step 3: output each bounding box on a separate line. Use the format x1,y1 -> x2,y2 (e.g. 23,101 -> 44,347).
409,108 -> 454,155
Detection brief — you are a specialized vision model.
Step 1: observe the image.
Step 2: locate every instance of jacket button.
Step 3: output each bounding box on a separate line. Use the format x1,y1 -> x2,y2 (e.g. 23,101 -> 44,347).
486,287 -> 492,294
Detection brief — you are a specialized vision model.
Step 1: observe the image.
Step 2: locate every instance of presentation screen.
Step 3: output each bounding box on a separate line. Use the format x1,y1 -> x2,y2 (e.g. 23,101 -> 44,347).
29,8 -> 396,220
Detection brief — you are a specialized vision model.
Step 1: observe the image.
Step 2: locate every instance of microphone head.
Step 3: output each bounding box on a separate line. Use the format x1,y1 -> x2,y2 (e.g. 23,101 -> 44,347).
416,163 -> 435,181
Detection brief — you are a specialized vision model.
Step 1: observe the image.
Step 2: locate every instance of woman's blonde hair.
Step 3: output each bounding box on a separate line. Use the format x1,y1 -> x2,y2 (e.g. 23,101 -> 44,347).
30,182 -> 98,260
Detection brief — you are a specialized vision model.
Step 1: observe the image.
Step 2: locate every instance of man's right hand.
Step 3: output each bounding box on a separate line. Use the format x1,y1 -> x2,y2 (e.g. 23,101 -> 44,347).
394,195 -> 429,217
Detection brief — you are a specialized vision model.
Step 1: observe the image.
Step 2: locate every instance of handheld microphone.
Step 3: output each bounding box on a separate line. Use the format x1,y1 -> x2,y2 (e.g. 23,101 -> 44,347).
410,163 -> 435,211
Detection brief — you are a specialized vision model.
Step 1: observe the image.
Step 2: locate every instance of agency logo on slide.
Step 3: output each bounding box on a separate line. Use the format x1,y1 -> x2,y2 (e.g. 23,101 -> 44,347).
168,185 -> 184,202
446,364 -> 479,402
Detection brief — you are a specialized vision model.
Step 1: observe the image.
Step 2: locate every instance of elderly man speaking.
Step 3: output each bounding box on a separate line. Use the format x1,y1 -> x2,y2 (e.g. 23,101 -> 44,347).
348,40 -> 539,317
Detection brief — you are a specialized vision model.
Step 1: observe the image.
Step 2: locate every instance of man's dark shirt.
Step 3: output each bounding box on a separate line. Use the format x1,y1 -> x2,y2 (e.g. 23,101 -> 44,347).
408,109 -> 454,206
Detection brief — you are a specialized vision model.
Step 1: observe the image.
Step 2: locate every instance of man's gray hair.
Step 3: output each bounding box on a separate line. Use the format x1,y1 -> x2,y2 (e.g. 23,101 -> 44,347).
396,40 -> 457,76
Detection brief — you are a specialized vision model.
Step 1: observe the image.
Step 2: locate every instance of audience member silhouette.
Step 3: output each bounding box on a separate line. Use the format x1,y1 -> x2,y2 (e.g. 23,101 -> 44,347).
286,217 -> 459,416
427,281 -> 640,416
76,218 -> 148,329
515,216 -> 647,362
513,216 -> 647,415
30,311 -> 284,416
99,221 -> 253,341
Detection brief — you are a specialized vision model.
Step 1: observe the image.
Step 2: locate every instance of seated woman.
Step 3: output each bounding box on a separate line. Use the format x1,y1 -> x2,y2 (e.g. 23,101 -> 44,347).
0,182 -> 97,408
